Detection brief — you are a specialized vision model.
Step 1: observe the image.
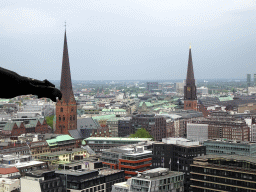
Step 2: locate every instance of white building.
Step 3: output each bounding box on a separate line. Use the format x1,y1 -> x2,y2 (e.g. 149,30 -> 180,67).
187,123 -> 208,143
197,86 -> 208,95
0,178 -> 20,192
251,124 -> 256,142
248,87 -> 256,95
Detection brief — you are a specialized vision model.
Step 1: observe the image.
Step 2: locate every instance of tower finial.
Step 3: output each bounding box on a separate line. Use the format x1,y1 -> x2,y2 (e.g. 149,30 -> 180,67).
64,21 -> 66,30
189,43 -> 191,49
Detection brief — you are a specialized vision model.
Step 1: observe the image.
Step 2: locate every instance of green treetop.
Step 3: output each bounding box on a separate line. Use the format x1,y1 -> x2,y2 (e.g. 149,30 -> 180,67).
130,128 -> 154,140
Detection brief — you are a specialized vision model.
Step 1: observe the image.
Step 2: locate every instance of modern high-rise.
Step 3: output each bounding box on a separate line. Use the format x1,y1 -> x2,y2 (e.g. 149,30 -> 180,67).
184,45 -> 197,111
55,30 -> 77,134
247,74 -> 251,88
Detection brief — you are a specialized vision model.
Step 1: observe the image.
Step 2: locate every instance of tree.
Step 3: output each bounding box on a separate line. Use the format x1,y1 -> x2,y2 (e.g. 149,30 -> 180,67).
46,115 -> 54,129
130,128 -> 154,140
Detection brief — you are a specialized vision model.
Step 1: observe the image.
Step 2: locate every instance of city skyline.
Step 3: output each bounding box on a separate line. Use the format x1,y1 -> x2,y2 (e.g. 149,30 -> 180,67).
0,0 -> 256,81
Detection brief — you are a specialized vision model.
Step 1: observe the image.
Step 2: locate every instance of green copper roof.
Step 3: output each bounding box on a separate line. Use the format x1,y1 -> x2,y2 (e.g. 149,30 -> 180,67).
46,135 -> 74,146
92,114 -> 116,121
219,96 -> 233,102
139,102 -> 153,107
3,122 -> 15,131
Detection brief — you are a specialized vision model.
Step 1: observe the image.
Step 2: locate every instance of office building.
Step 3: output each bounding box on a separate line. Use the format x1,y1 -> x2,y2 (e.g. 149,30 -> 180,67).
204,138 -> 256,157
130,114 -> 166,141
187,123 -> 208,143
112,168 -> 185,192
101,145 -> 152,179
21,170 -> 64,192
152,138 -> 206,192
190,154 -> 256,192
0,178 -> 20,192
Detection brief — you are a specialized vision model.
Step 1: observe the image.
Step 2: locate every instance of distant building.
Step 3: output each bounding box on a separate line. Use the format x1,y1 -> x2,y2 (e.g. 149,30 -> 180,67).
112,168 -> 184,192
247,74 -> 251,88
197,86 -> 208,95
131,114 -> 166,141
191,154 -> 256,192
204,138 -> 256,157
175,81 -> 185,94
254,74 -> 256,86
248,86 -> 256,95
147,82 -> 158,92
187,123 -> 208,143
152,137 -> 206,192
101,109 -> 127,116
118,117 -> 132,137
192,118 -> 250,141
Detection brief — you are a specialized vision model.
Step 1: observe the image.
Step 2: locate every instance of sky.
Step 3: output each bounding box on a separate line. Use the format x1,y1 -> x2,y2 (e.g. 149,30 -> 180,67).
0,0 -> 256,81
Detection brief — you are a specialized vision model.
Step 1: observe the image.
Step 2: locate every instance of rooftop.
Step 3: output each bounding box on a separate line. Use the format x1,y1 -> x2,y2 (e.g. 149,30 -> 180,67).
84,137 -> 152,142
194,154 -> 256,164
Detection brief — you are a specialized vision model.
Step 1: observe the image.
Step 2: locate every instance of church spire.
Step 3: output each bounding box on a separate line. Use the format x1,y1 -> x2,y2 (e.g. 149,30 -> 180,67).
60,30 -> 74,103
186,45 -> 195,85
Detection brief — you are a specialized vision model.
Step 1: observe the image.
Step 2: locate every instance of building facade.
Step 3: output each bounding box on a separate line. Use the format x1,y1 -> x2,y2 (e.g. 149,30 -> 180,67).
55,30 -> 77,135
204,138 -> 256,157
187,123 -> 208,143
131,114 -> 166,141
152,138 -> 206,192
191,154 -> 256,192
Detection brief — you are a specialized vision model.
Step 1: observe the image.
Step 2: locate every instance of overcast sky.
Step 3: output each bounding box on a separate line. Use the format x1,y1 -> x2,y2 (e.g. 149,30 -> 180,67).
0,0 -> 256,81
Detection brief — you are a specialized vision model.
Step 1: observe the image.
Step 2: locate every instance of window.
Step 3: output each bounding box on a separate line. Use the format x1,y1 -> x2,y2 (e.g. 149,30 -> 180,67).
73,115 -> 75,120
59,116 -> 61,121
63,116 -> 65,121
70,115 -> 72,120
61,108 -> 63,112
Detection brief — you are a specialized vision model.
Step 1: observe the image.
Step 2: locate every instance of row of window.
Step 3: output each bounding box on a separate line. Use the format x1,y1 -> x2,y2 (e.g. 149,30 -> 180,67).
60,107 -> 74,112
59,115 -> 76,121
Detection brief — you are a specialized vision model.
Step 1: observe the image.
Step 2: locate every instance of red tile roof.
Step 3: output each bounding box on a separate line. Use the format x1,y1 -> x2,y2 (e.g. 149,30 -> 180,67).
0,167 -> 19,174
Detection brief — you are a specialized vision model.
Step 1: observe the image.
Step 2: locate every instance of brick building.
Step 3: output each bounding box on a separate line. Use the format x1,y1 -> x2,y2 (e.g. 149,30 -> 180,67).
131,114 -> 166,141
192,119 -> 250,141
1,118 -> 50,136
55,30 -> 77,135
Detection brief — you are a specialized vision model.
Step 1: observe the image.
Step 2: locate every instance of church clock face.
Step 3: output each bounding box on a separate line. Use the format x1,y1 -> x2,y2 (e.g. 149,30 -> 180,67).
187,87 -> 191,91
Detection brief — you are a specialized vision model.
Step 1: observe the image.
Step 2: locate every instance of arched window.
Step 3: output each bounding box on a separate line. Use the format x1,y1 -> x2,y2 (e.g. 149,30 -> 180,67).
63,116 -> 65,121
63,126 -> 65,130
59,116 -> 61,121
70,115 -> 72,121
71,108 -> 74,112
73,115 -> 75,120
61,108 -> 63,112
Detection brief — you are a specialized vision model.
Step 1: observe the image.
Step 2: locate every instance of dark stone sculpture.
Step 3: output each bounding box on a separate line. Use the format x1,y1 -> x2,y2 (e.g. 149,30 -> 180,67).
0,67 -> 62,102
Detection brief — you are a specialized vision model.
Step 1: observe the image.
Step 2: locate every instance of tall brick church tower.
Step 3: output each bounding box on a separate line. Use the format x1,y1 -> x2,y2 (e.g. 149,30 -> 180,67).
55,30 -> 77,134
184,45 -> 197,111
